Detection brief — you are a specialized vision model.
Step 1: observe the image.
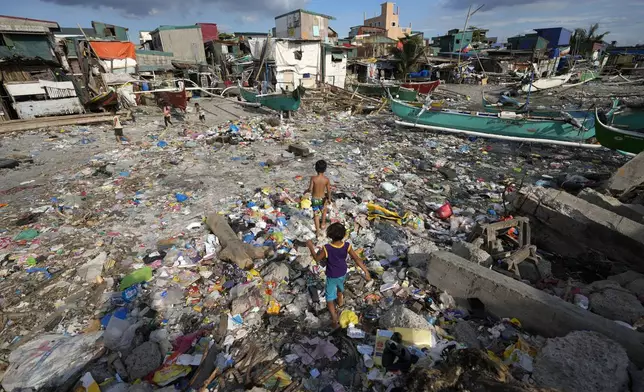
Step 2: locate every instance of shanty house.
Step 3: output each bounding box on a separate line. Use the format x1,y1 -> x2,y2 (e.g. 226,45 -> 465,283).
150,25 -> 206,64
0,15 -> 84,120
534,27 -> 572,49
274,10 -> 335,42
432,29 -> 474,53
248,38 -> 349,89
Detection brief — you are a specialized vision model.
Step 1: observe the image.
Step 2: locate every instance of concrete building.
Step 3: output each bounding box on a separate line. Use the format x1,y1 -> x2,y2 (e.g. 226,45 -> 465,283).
274,9 -> 335,42
363,2 -> 411,40
150,25 -> 206,64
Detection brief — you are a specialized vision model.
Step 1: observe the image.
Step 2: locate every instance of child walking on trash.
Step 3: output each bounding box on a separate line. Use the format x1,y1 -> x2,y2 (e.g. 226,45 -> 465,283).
305,160 -> 331,237
306,222 -> 371,329
112,114 -> 130,144
195,102 -> 206,123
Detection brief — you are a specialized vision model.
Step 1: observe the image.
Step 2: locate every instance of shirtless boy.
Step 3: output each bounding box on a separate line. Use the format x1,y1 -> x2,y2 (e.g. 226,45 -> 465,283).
306,160 -> 331,236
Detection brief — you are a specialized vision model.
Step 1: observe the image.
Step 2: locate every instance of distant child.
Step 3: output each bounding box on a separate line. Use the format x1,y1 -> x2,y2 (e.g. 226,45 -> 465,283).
113,115 -> 130,143
306,160 -> 331,236
306,223 -> 371,328
195,103 -> 206,123
163,105 -> 173,127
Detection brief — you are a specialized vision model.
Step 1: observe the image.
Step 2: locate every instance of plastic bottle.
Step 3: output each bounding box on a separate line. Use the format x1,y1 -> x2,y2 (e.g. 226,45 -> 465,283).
121,285 -> 138,303
119,267 -> 153,291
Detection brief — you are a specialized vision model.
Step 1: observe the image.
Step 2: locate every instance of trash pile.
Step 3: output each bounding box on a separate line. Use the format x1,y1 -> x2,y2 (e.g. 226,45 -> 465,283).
0,105 -> 637,392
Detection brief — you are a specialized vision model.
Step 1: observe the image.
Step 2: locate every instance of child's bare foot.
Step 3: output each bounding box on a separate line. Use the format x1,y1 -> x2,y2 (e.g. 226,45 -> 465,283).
331,320 -> 339,329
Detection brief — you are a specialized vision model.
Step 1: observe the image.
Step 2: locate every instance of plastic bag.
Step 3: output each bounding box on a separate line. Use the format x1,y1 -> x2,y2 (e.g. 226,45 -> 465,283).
2,332 -> 104,391
373,239 -> 394,258
339,310 -> 359,328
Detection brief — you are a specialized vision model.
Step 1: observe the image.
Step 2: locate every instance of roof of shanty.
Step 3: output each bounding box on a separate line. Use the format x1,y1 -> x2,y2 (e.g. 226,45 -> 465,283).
152,25 -> 201,34
274,9 -> 336,20
0,14 -> 59,29
57,27 -> 97,36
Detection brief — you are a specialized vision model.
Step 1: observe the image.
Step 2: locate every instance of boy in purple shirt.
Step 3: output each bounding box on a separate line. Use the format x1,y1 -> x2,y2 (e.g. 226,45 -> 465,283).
307,222 -> 371,328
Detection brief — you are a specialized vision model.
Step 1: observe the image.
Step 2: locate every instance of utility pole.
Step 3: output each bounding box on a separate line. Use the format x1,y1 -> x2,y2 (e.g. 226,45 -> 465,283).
456,4 -> 484,83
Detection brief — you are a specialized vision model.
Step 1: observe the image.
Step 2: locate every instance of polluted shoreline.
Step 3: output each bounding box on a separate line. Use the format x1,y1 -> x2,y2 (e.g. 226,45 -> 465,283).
0,99 -> 643,391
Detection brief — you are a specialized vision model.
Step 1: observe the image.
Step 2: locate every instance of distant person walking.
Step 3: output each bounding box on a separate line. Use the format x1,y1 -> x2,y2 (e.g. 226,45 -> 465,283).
113,115 -> 130,144
195,103 -> 206,123
163,105 -> 173,127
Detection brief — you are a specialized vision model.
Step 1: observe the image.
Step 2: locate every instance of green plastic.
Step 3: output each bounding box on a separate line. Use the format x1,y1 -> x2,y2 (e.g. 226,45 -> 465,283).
119,266 -> 153,291
14,229 -> 40,241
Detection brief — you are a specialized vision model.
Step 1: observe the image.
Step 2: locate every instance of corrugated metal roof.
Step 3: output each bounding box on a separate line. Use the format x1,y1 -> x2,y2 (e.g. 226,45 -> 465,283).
152,25 -> 200,33
274,9 -> 335,20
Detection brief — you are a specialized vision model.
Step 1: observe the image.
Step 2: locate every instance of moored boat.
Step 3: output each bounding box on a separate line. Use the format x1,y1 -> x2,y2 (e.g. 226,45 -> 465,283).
595,109 -> 644,154
349,83 -> 418,101
239,86 -> 301,112
521,73 -> 572,93
390,98 -> 597,144
401,80 -> 441,95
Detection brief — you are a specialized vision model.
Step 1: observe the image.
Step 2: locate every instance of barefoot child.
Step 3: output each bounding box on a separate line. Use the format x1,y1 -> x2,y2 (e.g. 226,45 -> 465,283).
163,105 -> 173,127
113,114 -> 130,143
306,160 -> 331,236
306,223 -> 371,328
195,103 -> 206,123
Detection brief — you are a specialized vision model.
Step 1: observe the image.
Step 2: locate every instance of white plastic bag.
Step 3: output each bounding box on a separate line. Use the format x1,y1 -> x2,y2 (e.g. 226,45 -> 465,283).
2,332 -> 104,391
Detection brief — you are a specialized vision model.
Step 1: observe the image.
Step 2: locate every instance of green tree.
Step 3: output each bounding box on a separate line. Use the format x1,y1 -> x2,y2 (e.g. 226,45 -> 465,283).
468,26 -> 484,42
390,35 -> 425,80
571,23 -> 610,56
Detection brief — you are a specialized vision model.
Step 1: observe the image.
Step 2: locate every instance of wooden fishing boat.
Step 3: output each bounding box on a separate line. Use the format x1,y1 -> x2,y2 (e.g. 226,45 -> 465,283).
350,82 -> 396,97
349,83 -> 418,101
521,73 -> 572,93
239,86 -> 301,112
595,109 -> 644,154
391,98 -> 597,144
397,87 -> 418,102
401,80 -> 441,95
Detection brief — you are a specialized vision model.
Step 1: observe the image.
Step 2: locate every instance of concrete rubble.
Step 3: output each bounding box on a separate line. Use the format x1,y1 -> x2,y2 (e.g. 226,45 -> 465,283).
0,94 -> 643,392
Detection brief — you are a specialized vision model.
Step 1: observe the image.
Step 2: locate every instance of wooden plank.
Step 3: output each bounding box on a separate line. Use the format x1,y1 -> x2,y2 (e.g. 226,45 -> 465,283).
0,112 -> 130,134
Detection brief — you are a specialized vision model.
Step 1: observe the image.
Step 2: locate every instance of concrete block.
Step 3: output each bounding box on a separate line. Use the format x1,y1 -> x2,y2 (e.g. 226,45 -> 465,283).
607,151 -> 644,196
578,188 -> 644,224
512,186 -> 644,272
424,251 -> 644,367
287,144 -> 311,157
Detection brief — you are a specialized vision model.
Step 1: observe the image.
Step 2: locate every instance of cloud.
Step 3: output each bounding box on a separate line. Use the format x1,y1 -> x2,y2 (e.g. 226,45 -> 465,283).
443,0 -> 553,10
40,0 -> 309,18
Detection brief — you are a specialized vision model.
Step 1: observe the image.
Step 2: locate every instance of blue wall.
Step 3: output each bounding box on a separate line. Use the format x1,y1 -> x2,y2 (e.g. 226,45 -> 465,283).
534,28 -> 571,48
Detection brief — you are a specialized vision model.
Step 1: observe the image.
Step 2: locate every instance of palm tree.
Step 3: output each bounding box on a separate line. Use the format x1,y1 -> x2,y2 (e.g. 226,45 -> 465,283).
571,23 -> 610,56
390,35 -> 425,80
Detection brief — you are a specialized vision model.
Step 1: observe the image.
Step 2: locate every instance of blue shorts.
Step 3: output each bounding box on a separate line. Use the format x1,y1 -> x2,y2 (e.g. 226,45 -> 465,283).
312,198 -> 325,214
325,275 -> 345,301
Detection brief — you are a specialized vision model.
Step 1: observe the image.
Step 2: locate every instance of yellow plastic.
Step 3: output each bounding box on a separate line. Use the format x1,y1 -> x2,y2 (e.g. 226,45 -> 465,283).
339,310 -> 359,328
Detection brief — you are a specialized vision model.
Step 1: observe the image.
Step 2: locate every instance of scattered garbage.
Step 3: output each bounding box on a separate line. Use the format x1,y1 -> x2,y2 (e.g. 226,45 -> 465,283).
0,91 -> 637,392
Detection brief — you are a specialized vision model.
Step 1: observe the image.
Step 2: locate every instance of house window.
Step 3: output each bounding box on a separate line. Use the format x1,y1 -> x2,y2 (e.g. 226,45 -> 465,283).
455,39 -> 461,44
0,34 -> 5,46
392,22 -> 396,27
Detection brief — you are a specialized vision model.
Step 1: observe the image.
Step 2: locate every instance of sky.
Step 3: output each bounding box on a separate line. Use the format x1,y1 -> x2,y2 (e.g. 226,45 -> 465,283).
2,0 -> 643,45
